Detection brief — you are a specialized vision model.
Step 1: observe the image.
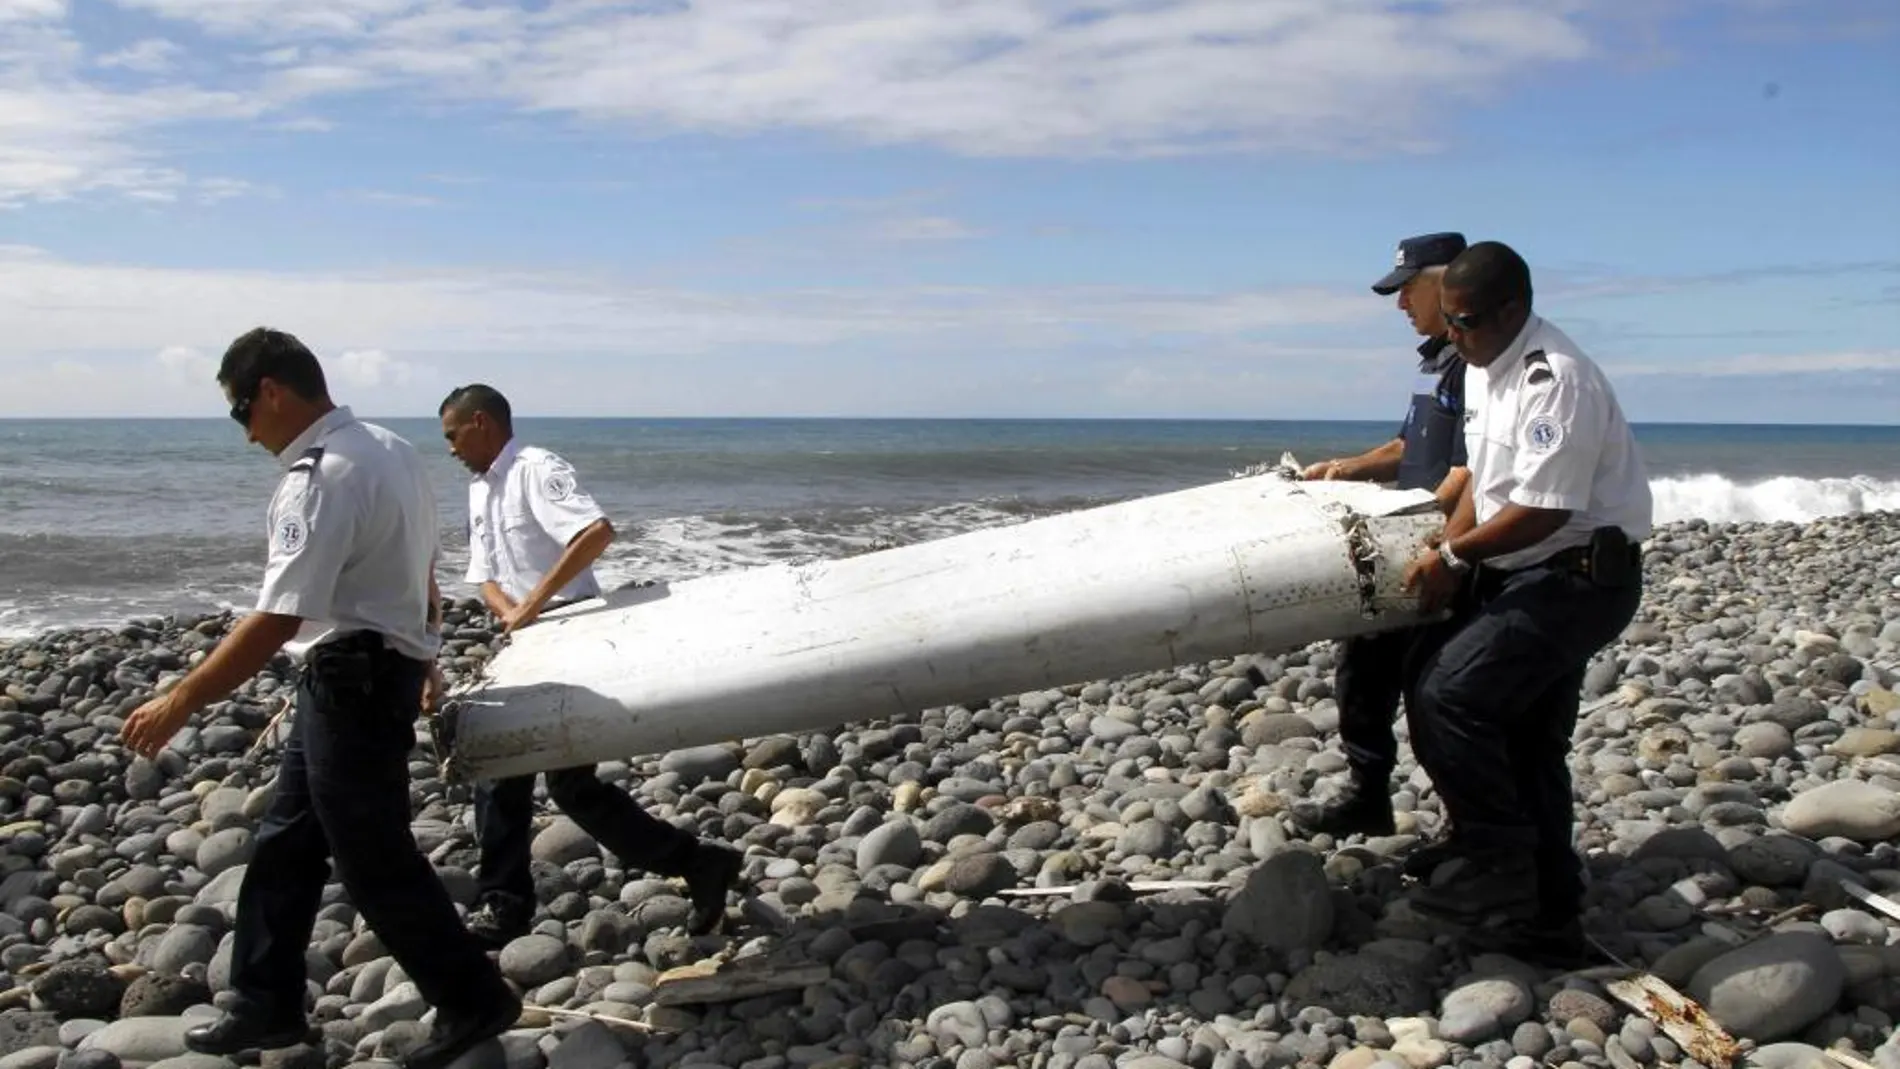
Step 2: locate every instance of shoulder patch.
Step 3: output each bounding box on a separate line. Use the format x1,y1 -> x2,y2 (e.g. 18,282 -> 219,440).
273,512 -> 308,555
541,467 -> 576,502
1526,415 -> 1564,453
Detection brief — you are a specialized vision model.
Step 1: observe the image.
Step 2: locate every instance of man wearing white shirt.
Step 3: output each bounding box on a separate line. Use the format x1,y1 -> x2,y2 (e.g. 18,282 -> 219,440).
123,330 -> 518,1069
1399,242 -> 1651,964
438,384 -> 743,946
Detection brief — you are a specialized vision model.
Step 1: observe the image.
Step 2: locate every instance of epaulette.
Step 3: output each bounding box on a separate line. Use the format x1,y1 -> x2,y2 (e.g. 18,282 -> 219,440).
287,445 -> 325,475
1524,350 -> 1554,386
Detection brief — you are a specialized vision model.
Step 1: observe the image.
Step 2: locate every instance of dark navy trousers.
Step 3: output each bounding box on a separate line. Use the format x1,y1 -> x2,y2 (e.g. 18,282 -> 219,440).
229,633 -> 511,1020
1405,555 -> 1641,919
474,766 -> 697,910
1333,627 -> 1423,782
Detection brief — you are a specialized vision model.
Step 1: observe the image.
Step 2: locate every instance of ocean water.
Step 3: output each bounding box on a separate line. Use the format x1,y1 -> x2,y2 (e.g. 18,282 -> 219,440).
2,417 -> 1897,638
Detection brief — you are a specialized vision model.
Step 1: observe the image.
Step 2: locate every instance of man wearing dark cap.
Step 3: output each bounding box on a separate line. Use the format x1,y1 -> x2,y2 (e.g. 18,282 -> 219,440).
1289,231 -> 1471,841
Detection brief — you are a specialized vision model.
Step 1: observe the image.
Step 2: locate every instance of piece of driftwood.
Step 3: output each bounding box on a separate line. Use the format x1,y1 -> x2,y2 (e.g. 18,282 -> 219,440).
651,958 -> 832,1007
1841,880 -> 1900,923
1700,903 -> 1817,945
1551,964 -> 1645,984
247,696 -> 294,758
1603,973 -> 1740,1069
538,1006 -> 665,1034
995,880 -> 1228,898
1824,1048 -> 1879,1069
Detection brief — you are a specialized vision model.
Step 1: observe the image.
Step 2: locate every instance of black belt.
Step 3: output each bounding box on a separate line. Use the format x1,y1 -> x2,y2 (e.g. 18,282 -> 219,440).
1541,542 -> 1642,578
313,630 -> 427,665
1483,542 -> 1642,581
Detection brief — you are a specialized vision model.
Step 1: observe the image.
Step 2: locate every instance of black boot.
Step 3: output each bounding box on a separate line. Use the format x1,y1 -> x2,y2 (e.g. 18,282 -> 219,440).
464,894 -> 533,949
184,1011 -> 309,1056
1288,771 -> 1396,838
1464,915 -> 1595,969
1399,835 -> 1463,881
1408,847 -> 1541,924
400,992 -> 521,1069
684,843 -> 744,936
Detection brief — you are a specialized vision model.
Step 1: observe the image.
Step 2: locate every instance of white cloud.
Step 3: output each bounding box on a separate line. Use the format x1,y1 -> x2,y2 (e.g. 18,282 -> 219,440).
95,38 -> 182,74
0,249 -> 1385,360
333,348 -> 431,389
0,10 -> 261,205
266,0 -> 1599,158
0,0 -> 64,23
1609,350 -> 1900,377
11,247 -> 1886,420
2,0 -> 1624,206
870,216 -> 981,243
0,248 -> 1400,415
11,1 -> 1879,206
155,343 -> 212,379
345,189 -> 442,207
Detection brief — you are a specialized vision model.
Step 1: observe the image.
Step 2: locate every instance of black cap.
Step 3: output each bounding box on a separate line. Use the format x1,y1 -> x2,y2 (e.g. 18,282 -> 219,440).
1371,232 -> 1467,295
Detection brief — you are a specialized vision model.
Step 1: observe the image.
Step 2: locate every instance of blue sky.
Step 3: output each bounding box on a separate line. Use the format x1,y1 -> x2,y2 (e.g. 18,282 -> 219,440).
2,0 -> 1896,422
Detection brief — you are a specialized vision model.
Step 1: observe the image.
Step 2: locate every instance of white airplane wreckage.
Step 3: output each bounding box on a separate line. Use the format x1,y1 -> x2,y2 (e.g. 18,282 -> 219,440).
431,458 -> 1448,784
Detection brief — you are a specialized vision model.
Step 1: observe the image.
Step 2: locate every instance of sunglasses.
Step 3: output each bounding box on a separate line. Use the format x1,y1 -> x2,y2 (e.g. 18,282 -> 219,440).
1440,303 -> 1502,332
229,384 -> 258,426
1444,305 -> 1489,330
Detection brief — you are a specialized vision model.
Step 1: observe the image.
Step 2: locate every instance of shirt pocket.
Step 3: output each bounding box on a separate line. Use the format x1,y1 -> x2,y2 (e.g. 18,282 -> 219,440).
500,502 -> 539,536
1468,393 -> 1514,460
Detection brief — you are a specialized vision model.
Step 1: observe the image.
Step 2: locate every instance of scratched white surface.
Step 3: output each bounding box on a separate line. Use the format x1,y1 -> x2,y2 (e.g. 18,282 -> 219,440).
444,472 -> 1443,781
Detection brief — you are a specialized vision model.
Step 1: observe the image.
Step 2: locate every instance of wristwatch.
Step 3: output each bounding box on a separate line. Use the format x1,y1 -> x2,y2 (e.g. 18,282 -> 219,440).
1438,542 -> 1471,573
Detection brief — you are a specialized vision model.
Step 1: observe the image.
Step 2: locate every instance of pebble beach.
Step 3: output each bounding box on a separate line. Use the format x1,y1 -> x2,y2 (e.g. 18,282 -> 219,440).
2,510 -> 1898,1069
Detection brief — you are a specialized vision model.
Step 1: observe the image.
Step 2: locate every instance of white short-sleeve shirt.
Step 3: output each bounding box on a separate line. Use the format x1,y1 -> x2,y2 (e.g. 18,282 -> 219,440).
256,406 -> 443,661
465,440 -> 608,605
1463,314 -> 1653,571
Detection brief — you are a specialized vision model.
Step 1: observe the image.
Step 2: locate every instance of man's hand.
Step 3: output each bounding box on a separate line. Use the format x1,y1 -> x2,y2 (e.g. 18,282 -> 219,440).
1401,549 -> 1463,616
1303,459 -> 1346,481
121,693 -> 195,760
421,662 -> 447,715
500,600 -> 542,635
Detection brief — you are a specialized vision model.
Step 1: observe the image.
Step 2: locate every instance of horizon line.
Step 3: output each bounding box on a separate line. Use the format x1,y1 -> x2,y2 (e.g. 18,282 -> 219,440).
1,415 -> 1897,430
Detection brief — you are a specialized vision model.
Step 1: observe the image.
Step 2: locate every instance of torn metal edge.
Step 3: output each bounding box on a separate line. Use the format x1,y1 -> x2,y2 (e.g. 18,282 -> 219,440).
429,699 -> 465,783
1341,510 -> 1383,620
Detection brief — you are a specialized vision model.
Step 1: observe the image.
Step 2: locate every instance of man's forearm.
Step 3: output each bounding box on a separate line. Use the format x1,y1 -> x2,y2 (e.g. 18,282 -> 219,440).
521,520 -> 614,614
479,581 -> 517,620
170,612 -> 304,714
1433,467 -> 1470,517
1447,502 -> 1569,565
1340,439 -> 1404,482
1444,477 -> 1478,540
427,562 -> 443,633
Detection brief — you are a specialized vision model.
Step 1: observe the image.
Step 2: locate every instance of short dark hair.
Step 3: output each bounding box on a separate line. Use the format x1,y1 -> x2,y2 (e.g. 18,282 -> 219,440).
218,328 -> 329,403
1443,241 -> 1534,310
439,383 -> 512,432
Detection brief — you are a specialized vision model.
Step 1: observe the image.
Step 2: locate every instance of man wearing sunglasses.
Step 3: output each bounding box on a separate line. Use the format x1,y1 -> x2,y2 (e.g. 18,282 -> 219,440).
1398,241 -> 1652,963
437,383 -> 745,947
121,329 -> 520,1069
1288,231 -> 1472,842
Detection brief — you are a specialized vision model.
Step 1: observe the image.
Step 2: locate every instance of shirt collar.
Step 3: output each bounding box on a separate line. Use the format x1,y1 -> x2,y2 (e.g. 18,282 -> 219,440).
1416,335 -> 1458,373
478,438 -> 521,484
277,405 -> 355,470
1486,313 -> 1544,378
